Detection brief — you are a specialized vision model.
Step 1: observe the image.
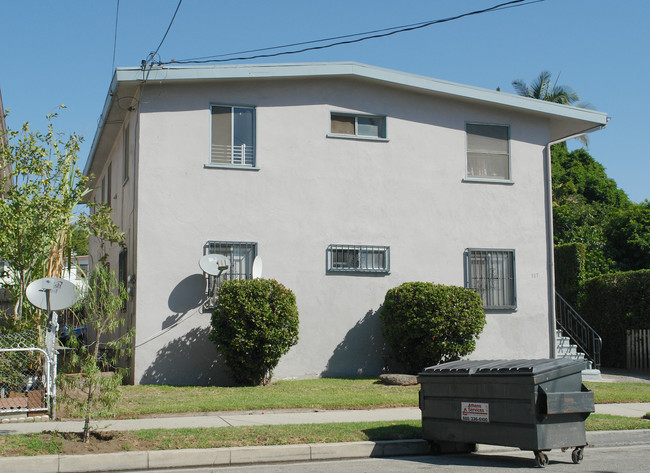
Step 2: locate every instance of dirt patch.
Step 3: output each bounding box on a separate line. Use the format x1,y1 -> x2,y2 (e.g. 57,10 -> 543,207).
46,431 -> 158,455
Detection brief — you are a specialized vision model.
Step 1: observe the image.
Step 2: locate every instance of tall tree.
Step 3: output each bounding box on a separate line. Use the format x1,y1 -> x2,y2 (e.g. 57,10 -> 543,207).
0,110 -> 122,328
512,70 -> 580,105
512,71 -> 590,146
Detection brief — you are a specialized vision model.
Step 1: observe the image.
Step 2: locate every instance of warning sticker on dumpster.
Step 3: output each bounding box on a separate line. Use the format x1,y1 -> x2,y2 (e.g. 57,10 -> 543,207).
461,402 -> 489,423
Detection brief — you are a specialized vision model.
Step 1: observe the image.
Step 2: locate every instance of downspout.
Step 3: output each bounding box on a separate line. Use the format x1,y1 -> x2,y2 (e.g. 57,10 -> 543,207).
544,122 -> 608,358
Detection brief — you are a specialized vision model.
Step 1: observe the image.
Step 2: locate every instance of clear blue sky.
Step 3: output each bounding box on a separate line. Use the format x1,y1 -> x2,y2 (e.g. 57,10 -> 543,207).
2,0 -> 648,202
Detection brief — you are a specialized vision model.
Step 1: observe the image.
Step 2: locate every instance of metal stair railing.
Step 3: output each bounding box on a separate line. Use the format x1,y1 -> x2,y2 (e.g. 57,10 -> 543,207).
555,291 -> 602,369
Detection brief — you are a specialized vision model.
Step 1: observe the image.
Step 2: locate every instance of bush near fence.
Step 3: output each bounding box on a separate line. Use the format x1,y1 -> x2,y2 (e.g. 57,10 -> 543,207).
555,243 -> 586,307
579,269 -> 650,368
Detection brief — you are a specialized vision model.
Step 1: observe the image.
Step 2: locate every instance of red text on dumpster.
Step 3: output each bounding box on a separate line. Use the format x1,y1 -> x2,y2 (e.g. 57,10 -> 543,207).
461,401 -> 489,423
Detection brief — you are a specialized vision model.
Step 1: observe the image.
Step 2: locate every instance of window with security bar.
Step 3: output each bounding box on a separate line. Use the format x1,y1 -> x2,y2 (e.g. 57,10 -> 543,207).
465,249 -> 516,310
466,123 -> 510,181
210,105 -> 255,167
327,244 -> 390,273
205,241 -> 257,308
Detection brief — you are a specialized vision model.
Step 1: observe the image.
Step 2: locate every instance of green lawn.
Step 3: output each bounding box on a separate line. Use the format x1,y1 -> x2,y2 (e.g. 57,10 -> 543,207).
61,378 -> 420,419
584,382 -> 650,404
57,378 -> 649,420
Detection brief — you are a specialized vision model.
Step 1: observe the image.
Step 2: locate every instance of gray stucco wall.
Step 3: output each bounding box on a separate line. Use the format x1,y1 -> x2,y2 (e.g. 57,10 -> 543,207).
98,76 -> 553,385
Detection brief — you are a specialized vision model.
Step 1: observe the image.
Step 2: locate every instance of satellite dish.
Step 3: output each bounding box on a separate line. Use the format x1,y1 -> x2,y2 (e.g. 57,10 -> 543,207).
26,277 -> 78,311
252,256 -> 263,279
199,254 -> 229,276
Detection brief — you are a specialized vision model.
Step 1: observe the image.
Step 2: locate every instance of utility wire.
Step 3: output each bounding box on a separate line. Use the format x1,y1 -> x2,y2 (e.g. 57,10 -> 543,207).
148,0 -> 183,66
111,0 -> 120,73
163,0 -> 539,65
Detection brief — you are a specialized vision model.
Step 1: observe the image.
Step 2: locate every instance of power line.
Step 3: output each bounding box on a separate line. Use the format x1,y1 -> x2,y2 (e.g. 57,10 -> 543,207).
147,0 -> 183,66
111,0 -> 120,73
163,0 -> 541,65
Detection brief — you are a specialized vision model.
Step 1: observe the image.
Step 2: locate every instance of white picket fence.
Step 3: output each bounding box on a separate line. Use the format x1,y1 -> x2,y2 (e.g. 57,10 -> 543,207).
626,329 -> 650,372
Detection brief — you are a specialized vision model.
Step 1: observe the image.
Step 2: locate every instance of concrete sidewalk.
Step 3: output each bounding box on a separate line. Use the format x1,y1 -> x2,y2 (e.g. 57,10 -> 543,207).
1,404 -> 649,436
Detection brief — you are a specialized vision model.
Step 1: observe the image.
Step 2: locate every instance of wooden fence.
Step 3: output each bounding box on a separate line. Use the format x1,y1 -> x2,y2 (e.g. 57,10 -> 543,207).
626,329 -> 650,372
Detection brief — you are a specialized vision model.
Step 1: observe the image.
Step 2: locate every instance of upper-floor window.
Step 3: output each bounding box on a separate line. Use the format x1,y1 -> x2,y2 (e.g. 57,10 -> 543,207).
330,113 -> 386,139
123,122 -> 130,184
106,163 -> 112,207
466,123 -> 510,181
210,105 -> 256,167
464,248 -> 516,310
327,244 -> 390,274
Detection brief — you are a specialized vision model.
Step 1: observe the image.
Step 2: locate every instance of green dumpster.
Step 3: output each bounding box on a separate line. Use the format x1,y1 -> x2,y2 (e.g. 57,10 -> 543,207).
418,359 -> 594,467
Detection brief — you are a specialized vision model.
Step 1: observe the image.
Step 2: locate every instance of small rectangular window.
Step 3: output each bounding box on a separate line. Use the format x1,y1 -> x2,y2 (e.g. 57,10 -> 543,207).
210,105 -> 256,167
466,123 -> 510,181
106,163 -> 112,207
123,123 -> 130,184
465,248 -> 516,310
100,176 -> 105,204
330,113 -> 386,139
327,244 -> 390,273
204,241 -> 257,308
118,248 -> 127,312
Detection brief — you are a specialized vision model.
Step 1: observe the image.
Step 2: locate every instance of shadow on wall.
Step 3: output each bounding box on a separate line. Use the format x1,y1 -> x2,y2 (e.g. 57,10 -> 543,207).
140,325 -> 235,386
322,308 -> 388,377
168,274 -> 206,313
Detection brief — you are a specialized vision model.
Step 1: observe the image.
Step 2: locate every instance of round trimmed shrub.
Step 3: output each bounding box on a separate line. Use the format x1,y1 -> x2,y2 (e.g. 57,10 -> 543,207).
380,282 -> 486,373
209,278 -> 299,385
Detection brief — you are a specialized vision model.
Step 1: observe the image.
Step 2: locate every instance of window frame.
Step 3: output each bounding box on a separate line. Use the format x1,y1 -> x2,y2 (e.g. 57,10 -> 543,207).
327,244 -> 390,274
106,163 -> 112,207
122,122 -> 130,185
207,104 -> 258,170
204,241 -> 258,309
464,248 -> 517,310
118,248 -> 128,312
328,112 -> 388,141
464,122 -> 512,184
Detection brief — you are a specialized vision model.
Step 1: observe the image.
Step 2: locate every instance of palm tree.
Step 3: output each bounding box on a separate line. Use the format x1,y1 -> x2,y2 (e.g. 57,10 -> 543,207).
512,71 -> 590,146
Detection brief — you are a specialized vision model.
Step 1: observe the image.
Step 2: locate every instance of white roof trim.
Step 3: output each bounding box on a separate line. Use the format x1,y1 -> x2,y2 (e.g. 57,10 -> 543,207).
115,62 -> 608,124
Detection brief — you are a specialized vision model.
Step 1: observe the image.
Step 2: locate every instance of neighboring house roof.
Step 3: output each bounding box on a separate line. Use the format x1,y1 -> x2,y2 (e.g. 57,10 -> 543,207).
85,62 -> 609,179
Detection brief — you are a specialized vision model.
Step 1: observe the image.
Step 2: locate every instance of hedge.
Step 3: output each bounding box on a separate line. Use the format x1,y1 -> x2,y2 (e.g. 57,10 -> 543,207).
380,282 -> 486,374
554,242 -> 586,307
209,278 -> 299,385
579,269 -> 650,368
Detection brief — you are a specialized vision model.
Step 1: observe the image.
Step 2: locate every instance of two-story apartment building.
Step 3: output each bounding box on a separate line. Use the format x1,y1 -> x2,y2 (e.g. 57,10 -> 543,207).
84,63 -> 608,385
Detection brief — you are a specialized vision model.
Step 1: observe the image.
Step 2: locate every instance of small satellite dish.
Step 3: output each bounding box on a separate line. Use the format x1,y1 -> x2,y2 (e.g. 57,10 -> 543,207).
252,256 -> 263,279
26,277 -> 78,311
199,254 -> 229,276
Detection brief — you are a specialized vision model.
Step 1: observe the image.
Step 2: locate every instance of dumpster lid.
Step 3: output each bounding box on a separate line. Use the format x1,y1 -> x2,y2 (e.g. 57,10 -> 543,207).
420,359 -> 586,376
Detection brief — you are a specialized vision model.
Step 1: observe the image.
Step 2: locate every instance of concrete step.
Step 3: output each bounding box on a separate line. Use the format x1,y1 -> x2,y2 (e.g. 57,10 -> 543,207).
556,345 -> 578,356
557,352 -> 585,361
582,368 -> 602,381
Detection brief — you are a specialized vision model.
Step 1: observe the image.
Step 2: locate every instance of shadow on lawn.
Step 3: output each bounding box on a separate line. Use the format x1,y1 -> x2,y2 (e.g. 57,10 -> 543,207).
362,423 -> 422,441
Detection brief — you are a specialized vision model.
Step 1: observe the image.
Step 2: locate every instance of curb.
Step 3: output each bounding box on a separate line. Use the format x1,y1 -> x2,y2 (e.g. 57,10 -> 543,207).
1,431 -> 649,473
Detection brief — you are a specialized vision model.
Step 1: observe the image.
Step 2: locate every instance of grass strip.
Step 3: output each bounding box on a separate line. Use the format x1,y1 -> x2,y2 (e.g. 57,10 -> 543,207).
61,378 -> 420,419
586,414 -> 650,431
2,415 -> 649,457
0,420 -> 420,457
57,378 -> 648,420
584,382 -> 650,404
